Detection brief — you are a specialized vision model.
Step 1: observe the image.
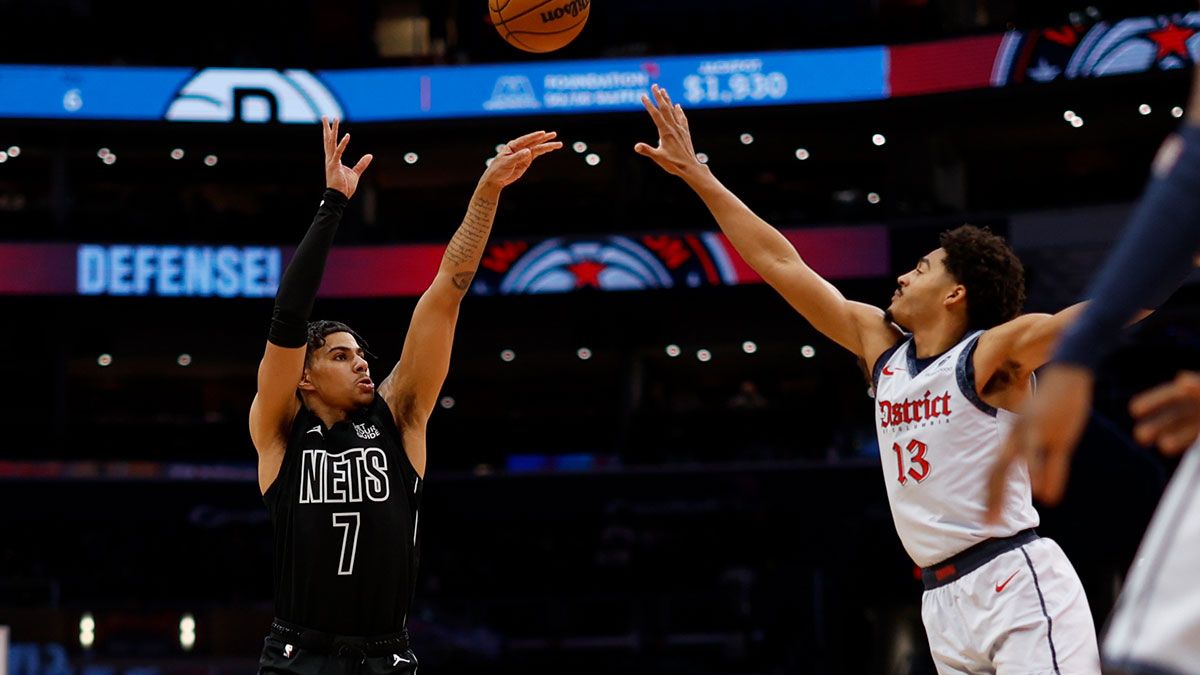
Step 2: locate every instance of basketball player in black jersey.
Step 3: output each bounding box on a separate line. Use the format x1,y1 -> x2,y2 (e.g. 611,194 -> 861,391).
249,117 -> 561,674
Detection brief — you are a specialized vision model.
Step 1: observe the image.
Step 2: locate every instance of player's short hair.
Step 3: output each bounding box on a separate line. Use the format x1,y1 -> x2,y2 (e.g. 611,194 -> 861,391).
304,320 -> 373,367
939,225 -> 1026,330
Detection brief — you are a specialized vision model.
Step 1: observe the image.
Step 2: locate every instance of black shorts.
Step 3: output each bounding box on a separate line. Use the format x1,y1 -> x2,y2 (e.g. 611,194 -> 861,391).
258,635 -> 419,675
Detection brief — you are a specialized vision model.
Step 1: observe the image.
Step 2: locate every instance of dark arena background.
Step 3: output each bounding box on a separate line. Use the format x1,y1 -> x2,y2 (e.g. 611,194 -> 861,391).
3,1 -> 1200,673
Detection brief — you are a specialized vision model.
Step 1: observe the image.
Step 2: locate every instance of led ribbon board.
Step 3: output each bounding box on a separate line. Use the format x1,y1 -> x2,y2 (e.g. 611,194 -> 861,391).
0,226 -> 888,297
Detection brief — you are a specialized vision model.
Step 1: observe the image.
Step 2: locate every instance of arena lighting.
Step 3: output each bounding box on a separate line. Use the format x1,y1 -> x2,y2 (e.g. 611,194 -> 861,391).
179,613 -> 195,651
872,134 -> 886,146
576,347 -> 592,360
79,613 -> 95,649
494,143 -> 506,153
203,154 -> 218,166
742,341 -> 757,354
696,152 -> 709,164
102,154 -> 116,165
403,152 -> 418,164
665,344 -> 681,357
584,153 -> 600,166
801,345 -> 816,358
97,353 -> 112,366
485,157 -> 494,167
1071,117 -> 1085,128
0,152 -> 7,163
440,396 -> 455,409
867,192 -> 881,204
1139,104 -> 1152,116
1173,106 -> 1185,118
170,148 -> 184,160
739,133 -> 754,145
1063,110 -> 1077,122
7,146 -> 19,157
177,353 -> 192,366
572,141 -> 587,153
500,349 -> 515,362
696,348 -> 712,362
97,147 -> 110,158
794,148 -> 810,160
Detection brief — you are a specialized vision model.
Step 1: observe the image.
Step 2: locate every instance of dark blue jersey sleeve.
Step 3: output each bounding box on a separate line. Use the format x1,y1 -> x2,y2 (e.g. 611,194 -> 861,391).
1055,124 -> 1200,371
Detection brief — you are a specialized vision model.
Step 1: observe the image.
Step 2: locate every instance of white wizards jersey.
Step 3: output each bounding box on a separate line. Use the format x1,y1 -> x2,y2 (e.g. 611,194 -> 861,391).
872,330 -> 1040,567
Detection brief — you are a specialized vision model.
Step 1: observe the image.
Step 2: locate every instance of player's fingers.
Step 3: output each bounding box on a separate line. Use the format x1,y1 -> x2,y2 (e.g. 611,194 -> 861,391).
654,84 -> 673,114
634,142 -> 664,160
1130,382 -> 1184,419
352,153 -> 373,176
1038,442 -> 1073,506
641,94 -> 670,131
1157,420 -> 1200,455
1133,402 -> 1189,446
530,141 -> 563,158
335,133 -> 350,162
508,130 -> 549,151
675,103 -> 689,130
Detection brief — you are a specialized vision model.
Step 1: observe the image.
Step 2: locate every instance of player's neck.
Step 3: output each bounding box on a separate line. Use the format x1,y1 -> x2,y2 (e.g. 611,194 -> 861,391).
910,314 -> 969,359
301,394 -> 352,429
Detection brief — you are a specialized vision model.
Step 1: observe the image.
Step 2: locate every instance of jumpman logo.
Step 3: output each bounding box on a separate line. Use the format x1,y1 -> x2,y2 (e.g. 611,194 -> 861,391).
393,653 -> 411,666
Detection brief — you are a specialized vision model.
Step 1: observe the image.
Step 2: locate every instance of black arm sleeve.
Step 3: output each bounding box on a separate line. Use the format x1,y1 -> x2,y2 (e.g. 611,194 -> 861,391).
1055,124 -> 1200,371
267,189 -> 349,348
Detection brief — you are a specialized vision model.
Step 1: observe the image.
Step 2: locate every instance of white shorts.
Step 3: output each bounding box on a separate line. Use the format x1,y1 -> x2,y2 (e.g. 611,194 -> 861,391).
1102,442 -> 1200,675
921,537 -> 1101,674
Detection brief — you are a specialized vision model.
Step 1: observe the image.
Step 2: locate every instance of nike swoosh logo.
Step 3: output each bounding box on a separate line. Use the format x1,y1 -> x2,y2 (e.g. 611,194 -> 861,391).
995,570 -> 1019,592
882,366 -> 906,376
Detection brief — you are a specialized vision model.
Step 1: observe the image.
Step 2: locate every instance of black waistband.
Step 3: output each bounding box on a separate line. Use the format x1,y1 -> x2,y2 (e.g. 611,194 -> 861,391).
270,617 -> 410,658
921,529 -> 1038,590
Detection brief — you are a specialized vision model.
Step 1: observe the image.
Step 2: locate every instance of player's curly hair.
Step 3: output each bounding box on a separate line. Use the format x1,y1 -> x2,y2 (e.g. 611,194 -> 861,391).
304,319 -> 374,367
939,225 -> 1026,330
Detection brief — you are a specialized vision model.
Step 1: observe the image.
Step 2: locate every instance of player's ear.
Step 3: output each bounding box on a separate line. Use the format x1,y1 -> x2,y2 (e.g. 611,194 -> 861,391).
297,367 -> 315,392
944,284 -> 966,308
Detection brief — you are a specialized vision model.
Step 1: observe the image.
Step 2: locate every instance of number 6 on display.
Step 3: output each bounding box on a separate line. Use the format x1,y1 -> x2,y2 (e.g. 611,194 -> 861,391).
332,512 -> 360,575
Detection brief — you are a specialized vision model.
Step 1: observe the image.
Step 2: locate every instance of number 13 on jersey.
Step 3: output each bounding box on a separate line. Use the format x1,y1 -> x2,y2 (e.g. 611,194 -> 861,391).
892,439 -> 931,484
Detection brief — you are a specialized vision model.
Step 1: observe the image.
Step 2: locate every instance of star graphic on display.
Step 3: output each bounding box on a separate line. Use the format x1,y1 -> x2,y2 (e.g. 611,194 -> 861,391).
566,259 -> 607,288
1146,23 -> 1196,63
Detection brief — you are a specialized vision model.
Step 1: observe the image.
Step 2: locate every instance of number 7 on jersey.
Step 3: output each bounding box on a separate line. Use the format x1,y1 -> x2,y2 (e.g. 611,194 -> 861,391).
332,512 -> 360,575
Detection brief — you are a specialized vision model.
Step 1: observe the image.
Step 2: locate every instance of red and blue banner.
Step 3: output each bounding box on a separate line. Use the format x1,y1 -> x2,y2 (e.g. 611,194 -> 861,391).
1,13 -> 1195,124
0,225 -> 888,298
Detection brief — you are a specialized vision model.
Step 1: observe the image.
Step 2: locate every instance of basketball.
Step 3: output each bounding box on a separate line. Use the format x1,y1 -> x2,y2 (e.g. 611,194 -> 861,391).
490,0 -> 590,53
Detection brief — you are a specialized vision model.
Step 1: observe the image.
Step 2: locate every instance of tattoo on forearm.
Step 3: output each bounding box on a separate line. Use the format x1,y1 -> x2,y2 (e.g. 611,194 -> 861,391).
445,195 -> 497,266
452,272 -> 475,290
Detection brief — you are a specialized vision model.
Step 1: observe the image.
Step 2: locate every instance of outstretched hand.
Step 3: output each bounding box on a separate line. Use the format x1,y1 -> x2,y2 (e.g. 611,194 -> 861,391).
635,84 -> 704,179
479,130 -> 562,189
986,364 -> 1095,523
323,116 -> 373,199
1130,371 -> 1200,455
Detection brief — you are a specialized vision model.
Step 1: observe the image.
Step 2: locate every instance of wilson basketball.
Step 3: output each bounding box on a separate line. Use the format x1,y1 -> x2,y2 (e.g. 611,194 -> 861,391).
490,0 -> 590,53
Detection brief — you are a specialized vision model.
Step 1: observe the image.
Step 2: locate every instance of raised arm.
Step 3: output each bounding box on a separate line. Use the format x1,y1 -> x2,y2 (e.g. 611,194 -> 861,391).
635,84 -> 901,366
378,131 -> 561,475
987,67 -> 1200,519
249,117 -> 372,493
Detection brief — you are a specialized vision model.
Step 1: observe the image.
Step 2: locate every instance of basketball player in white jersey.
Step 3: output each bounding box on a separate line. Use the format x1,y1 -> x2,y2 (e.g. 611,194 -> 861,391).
989,49 -> 1200,674
637,84 -> 1101,672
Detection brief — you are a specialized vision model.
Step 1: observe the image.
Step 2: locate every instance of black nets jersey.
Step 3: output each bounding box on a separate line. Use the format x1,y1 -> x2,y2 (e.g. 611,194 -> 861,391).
263,395 -> 422,636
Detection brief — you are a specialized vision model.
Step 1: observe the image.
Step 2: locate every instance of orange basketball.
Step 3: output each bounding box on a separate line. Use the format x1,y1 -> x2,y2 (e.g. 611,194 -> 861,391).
490,0 -> 590,53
